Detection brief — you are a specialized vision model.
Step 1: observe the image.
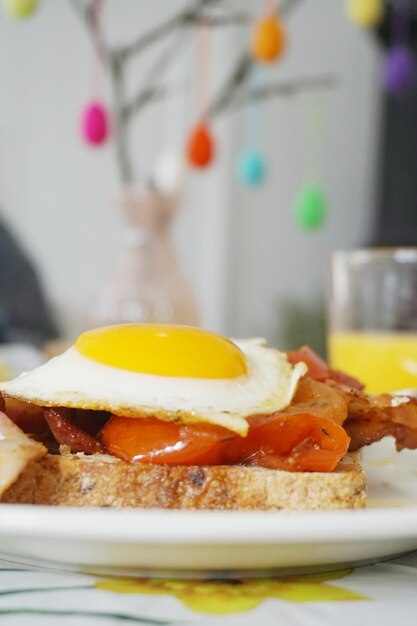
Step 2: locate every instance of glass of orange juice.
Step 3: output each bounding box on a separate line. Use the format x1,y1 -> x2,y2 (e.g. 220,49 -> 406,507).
327,248 -> 417,394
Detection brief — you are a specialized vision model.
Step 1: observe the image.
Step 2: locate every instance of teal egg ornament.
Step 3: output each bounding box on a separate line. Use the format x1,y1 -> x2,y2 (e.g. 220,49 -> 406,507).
237,150 -> 266,187
295,185 -> 327,230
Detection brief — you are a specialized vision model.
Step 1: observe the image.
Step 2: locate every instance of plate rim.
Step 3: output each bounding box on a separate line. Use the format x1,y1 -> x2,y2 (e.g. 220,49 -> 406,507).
1,504 -> 417,544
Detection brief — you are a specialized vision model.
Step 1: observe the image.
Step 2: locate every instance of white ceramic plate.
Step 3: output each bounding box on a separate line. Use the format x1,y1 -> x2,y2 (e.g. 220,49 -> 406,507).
1,440 -> 417,578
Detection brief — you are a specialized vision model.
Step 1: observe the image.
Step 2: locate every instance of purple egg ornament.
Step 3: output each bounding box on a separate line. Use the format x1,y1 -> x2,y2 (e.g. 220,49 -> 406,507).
383,45 -> 415,94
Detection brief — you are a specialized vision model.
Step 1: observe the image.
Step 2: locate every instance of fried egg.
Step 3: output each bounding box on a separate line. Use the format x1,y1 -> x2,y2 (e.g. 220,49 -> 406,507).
0,325 -> 306,436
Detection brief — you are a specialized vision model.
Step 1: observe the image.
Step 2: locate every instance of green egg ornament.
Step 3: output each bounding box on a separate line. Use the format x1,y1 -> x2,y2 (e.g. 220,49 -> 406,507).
237,150 -> 266,187
3,0 -> 38,18
295,185 -> 327,230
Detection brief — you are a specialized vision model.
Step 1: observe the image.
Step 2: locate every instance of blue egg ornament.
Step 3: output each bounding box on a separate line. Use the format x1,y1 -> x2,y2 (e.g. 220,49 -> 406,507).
237,151 -> 266,187
295,185 -> 327,230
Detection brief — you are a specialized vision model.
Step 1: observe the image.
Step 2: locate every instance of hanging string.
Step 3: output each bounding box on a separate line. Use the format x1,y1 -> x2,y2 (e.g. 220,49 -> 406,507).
164,40 -> 180,150
392,0 -> 410,42
247,66 -> 262,151
81,0 -> 110,147
306,92 -> 322,185
186,20 -> 215,169
91,0 -> 106,97
294,93 -> 326,231
251,0 -> 286,64
265,0 -> 279,14
197,19 -> 210,121
153,33 -> 187,196
383,0 -> 414,93
237,66 -> 267,187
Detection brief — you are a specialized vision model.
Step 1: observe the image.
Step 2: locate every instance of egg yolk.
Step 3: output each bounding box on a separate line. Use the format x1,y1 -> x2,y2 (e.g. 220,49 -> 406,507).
75,324 -> 248,379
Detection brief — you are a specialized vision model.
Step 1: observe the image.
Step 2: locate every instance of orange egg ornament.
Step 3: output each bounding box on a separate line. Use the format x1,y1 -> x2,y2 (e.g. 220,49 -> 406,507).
251,15 -> 286,63
186,122 -> 215,168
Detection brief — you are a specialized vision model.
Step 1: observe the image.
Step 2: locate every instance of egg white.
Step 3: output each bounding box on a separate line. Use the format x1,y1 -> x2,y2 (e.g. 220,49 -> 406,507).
0,339 -> 306,436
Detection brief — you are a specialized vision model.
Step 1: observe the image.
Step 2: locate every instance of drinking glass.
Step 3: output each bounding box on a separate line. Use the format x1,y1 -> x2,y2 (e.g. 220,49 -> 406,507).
327,248 -> 417,393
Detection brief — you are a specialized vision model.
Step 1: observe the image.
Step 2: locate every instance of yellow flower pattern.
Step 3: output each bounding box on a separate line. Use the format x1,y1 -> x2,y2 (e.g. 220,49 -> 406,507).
96,569 -> 368,615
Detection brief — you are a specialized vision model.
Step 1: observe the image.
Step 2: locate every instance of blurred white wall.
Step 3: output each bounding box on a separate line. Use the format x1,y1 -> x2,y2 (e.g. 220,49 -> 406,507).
0,0 -> 381,342
225,0 -> 382,343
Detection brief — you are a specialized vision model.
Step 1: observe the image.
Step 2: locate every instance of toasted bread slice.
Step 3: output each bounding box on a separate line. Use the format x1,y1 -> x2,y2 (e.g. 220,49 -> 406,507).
2,451 -> 366,510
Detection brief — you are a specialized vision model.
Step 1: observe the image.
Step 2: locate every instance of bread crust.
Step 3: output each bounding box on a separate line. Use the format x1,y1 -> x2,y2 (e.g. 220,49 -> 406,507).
2,452 -> 366,510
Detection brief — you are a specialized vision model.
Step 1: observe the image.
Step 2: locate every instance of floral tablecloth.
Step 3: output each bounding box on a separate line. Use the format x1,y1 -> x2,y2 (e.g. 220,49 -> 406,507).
0,551 -> 417,625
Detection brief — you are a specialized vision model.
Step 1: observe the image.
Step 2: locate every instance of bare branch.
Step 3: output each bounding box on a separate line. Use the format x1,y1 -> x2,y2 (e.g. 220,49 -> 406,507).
122,75 -> 336,126
198,12 -> 250,26
118,0 -> 223,62
67,0 -> 90,22
281,0 -> 305,17
213,74 -> 337,117
109,52 -> 132,184
124,0 -> 312,121
66,0 -> 110,65
123,31 -> 189,121
123,86 -> 166,121
208,0 -> 307,119
66,0 -> 313,184
208,53 -> 251,118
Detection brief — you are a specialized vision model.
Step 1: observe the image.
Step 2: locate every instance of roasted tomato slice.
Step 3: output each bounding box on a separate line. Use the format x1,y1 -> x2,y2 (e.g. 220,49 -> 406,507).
100,416 -> 234,465
220,412 -> 350,473
101,405 -> 350,472
287,346 -> 364,390
285,378 -> 348,425
287,346 -> 330,380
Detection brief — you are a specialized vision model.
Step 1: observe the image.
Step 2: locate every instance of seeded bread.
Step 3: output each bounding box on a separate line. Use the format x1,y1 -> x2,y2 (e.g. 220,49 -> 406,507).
2,451 -> 366,510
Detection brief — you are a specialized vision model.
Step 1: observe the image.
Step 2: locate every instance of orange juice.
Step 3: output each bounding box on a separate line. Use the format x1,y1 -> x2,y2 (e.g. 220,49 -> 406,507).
327,331 -> 417,393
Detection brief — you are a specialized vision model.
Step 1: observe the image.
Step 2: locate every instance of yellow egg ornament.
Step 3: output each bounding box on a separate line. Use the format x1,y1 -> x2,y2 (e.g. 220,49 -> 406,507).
3,0 -> 38,18
346,0 -> 384,27
251,15 -> 286,64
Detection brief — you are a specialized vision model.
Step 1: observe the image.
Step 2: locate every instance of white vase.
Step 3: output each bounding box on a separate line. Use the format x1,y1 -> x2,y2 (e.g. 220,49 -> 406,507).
90,189 -> 199,327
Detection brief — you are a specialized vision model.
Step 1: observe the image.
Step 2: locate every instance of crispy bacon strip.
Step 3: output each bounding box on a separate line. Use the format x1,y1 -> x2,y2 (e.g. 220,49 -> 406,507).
283,377 -> 348,425
326,381 -> 417,451
44,408 -> 104,454
288,347 -> 417,452
344,419 -> 417,451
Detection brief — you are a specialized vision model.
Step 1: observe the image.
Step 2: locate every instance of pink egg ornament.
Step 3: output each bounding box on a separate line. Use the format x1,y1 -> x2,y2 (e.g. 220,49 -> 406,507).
81,101 -> 110,146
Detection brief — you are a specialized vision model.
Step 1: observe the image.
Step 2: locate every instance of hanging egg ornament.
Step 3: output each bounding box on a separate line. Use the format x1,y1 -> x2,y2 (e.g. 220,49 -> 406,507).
186,122 -> 215,169
153,151 -> 186,197
237,150 -> 266,187
383,45 -> 415,94
346,0 -> 383,27
251,15 -> 286,64
295,185 -> 327,230
3,0 -> 37,18
81,100 -> 110,146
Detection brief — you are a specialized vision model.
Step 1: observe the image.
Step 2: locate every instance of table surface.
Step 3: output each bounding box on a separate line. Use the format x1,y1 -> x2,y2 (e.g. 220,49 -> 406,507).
0,551 -> 416,625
